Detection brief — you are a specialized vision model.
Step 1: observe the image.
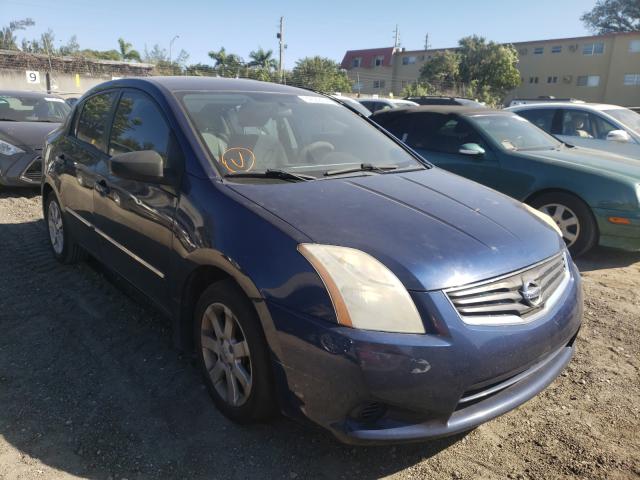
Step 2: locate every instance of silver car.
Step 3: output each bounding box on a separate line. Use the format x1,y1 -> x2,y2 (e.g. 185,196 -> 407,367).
507,102 -> 640,160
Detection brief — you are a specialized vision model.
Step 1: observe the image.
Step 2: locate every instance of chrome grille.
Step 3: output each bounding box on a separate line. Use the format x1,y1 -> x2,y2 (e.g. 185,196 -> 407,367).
445,253 -> 569,324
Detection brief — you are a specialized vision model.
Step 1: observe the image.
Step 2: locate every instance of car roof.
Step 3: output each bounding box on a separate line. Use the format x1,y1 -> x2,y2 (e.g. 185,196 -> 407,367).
93,76 -> 323,97
508,102 -> 625,111
373,105 -> 506,117
0,90 -> 65,99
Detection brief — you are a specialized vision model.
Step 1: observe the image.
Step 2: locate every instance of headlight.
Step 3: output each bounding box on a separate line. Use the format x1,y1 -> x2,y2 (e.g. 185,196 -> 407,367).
298,244 -> 425,334
524,203 -> 563,237
0,139 -> 24,156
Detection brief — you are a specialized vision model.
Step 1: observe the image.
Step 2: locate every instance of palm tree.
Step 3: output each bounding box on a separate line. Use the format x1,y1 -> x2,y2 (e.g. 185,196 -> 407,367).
118,38 -> 141,62
208,47 -> 244,77
248,48 -> 277,70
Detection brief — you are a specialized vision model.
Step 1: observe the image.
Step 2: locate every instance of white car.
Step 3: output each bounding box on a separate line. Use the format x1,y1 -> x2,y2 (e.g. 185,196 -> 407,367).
357,98 -> 418,114
507,102 -> 640,159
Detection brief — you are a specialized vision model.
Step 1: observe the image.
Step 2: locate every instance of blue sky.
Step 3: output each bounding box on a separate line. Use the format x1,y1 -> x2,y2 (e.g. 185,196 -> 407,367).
2,0 -> 598,68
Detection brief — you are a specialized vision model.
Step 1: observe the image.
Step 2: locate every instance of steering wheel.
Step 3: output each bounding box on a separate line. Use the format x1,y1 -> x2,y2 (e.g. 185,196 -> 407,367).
299,141 -> 335,164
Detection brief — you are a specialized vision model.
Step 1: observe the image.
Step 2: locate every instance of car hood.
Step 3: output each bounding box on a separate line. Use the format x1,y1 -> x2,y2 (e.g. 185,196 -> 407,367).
228,168 -> 564,291
0,121 -> 60,149
518,145 -> 640,181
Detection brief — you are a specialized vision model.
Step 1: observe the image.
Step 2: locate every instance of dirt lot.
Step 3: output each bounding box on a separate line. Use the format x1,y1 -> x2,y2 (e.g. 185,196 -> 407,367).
0,188 -> 638,480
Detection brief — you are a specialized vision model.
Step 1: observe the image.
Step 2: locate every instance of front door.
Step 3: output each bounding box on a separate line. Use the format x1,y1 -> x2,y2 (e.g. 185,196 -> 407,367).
92,89 -> 182,306
408,113 -> 503,190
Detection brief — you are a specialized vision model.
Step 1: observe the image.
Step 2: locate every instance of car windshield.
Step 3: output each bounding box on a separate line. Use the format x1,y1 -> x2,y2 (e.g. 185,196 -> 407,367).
604,108 -> 640,135
178,91 -> 423,178
468,113 -> 561,151
0,94 -> 70,122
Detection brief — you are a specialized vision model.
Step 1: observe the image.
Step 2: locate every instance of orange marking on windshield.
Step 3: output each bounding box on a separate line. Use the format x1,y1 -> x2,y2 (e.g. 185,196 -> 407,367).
221,147 -> 255,173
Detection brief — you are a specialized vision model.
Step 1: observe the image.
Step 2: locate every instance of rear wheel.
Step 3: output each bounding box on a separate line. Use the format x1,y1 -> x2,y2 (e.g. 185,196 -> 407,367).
529,192 -> 597,257
45,193 -> 86,264
194,280 -> 276,423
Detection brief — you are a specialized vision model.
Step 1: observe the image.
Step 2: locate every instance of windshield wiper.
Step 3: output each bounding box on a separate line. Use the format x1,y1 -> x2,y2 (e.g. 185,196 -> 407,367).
224,169 -> 315,182
324,163 -> 401,176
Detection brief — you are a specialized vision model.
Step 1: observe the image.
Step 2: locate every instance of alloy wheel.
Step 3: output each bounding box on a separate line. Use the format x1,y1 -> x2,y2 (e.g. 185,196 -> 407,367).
539,203 -> 580,247
200,303 -> 252,407
47,200 -> 64,255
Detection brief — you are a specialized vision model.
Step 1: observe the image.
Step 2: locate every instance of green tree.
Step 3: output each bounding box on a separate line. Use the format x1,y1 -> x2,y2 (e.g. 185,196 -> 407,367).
208,47 -> 245,77
401,82 -> 436,98
118,37 -> 141,62
290,56 -> 351,92
419,50 -> 460,89
80,49 -> 121,61
144,44 -> 189,73
248,48 -> 277,70
581,0 -> 640,33
59,35 -> 80,56
457,35 -> 521,105
0,18 -> 35,50
21,29 -> 57,55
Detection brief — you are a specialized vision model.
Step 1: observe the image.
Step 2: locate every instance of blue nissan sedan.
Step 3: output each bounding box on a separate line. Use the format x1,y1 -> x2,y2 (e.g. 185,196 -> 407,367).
42,77 -> 582,444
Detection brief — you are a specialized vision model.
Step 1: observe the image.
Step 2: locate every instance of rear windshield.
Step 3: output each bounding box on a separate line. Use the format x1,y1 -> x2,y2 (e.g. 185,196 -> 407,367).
177,91 -> 422,178
0,94 -> 70,123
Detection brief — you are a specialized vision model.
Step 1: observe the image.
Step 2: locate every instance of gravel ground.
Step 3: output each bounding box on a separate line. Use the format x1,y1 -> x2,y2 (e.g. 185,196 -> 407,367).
0,188 -> 638,480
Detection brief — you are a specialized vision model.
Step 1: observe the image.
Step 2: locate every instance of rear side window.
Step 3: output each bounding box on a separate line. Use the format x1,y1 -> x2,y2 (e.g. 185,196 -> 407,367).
75,92 -> 117,152
517,109 -> 557,133
109,91 -> 171,166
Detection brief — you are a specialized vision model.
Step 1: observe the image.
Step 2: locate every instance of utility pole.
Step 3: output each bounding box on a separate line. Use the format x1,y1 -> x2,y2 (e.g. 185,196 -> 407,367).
169,35 -> 179,75
424,33 -> 430,51
277,16 -> 284,83
393,25 -> 400,49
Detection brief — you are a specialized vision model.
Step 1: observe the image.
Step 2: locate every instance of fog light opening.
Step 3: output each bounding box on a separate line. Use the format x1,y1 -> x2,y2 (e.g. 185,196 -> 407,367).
350,401 -> 387,425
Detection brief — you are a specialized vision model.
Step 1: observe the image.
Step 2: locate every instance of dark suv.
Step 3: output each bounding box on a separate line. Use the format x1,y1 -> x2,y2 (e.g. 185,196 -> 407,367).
42,77 -> 581,444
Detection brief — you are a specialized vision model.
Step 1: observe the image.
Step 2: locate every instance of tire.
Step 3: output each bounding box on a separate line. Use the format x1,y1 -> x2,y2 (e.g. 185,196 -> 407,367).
194,280 -> 276,423
529,192 -> 597,257
44,193 -> 87,264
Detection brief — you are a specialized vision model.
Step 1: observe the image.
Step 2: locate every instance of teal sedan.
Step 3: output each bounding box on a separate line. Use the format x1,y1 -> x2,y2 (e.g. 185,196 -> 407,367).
373,106 -> 640,256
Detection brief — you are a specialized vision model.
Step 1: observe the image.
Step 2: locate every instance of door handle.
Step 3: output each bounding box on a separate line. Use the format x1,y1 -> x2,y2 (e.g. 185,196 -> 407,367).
95,179 -> 110,196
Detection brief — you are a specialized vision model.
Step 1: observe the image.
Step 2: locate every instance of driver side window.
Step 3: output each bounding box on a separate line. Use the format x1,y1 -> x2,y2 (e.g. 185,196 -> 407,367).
561,110 -> 617,140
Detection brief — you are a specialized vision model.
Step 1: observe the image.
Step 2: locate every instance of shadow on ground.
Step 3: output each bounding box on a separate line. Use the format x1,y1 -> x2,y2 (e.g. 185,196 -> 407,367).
0,219 -> 461,480
575,246 -> 640,272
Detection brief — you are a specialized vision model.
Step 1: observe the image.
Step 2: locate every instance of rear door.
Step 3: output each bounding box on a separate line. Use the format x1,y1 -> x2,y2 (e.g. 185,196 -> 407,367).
514,107 -> 559,135
92,89 -> 182,306
56,91 -> 118,255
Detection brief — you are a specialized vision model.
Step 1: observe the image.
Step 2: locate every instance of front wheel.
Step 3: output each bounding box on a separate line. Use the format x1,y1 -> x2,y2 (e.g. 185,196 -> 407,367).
529,192 -> 597,257
194,280 -> 276,423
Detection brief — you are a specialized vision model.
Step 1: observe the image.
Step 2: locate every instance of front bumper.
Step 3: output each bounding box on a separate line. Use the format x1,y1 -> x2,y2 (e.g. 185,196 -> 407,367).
269,262 -> 582,444
594,208 -> 640,251
0,149 -> 43,187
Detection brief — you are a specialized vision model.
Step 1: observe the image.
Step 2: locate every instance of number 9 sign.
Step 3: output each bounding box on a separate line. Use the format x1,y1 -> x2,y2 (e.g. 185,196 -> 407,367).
26,71 -> 40,84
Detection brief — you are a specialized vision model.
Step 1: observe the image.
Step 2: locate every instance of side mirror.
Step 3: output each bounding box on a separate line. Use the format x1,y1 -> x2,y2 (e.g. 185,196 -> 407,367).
459,143 -> 486,156
110,150 -> 164,183
606,129 -> 631,143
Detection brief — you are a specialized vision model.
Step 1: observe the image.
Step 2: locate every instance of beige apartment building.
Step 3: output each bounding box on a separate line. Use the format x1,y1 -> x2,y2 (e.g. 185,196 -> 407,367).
341,31 -> 640,106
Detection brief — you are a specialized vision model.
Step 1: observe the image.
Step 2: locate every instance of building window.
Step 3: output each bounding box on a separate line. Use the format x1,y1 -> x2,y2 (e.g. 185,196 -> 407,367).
373,80 -> 386,89
547,76 -> 558,84
373,55 -> 384,67
551,45 -> 562,53
402,56 -> 416,65
583,42 -> 605,55
577,75 -> 600,87
352,57 -> 362,68
529,76 -> 539,84
624,74 -> 640,85
629,40 -> 640,53
533,47 -> 544,55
